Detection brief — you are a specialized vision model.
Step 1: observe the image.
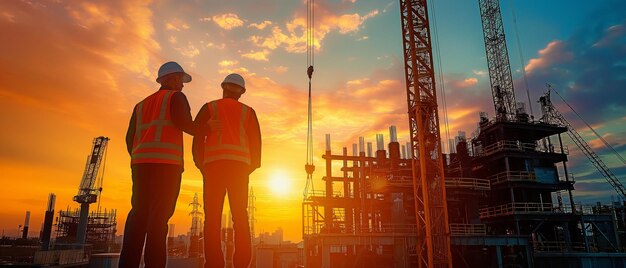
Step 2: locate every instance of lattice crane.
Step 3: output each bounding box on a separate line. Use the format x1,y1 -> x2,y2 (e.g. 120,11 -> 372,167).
73,136 -> 109,244
478,0 -> 518,121
399,0 -> 452,267
539,89 -> 626,200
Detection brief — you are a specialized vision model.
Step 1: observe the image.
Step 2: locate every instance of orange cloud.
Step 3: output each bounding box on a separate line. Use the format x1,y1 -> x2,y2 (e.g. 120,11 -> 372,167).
249,5 -> 379,54
525,40 -> 573,73
211,13 -> 245,30
0,0 -> 162,237
242,50 -> 270,61
249,20 -> 273,30
218,60 -> 239,67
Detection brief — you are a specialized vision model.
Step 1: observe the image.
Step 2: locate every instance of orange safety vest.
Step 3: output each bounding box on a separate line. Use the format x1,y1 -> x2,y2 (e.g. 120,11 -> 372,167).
203,99 -> 253,165
131,90 -> 184,165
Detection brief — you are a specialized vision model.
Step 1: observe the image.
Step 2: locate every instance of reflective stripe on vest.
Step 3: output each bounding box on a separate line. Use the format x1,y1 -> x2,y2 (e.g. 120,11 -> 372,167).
131,90 -> 184,165
203,99 -> 251,165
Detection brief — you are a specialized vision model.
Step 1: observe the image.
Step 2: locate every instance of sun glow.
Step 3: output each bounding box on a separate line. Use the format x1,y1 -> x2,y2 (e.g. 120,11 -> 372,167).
268,171 -> 292,196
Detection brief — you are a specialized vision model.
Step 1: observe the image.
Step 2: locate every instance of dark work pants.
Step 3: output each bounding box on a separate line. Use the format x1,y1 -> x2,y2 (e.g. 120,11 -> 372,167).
119,163 -> 182,268
202,160 -> 251,268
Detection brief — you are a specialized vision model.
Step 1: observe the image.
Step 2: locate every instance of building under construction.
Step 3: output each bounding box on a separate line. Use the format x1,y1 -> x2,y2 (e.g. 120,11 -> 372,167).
55,207 -> 117,253
302,120 -> 626,267
298,0 -> 626,267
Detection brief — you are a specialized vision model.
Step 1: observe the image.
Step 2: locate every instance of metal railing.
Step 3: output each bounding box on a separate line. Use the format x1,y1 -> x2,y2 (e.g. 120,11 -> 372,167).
312,224 -> 419,235
445,177 -> 491,190
449,224 -> 486,236
489,171 -> 536,185
479,202 -> 557,219
476,140 -> 569,156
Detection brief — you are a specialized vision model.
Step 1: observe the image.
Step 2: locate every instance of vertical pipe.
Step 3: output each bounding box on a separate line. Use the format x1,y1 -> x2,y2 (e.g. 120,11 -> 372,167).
359,137 -> 365,155
367,142 -> 373,158
376,134 -> 384,151
325,134 -> 331,152
343,147 -> 352,232
389,126 -> 398,142
324,143 -> 333,229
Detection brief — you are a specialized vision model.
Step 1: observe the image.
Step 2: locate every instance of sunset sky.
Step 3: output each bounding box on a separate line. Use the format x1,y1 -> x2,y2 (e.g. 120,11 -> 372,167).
1,0 -> 625,242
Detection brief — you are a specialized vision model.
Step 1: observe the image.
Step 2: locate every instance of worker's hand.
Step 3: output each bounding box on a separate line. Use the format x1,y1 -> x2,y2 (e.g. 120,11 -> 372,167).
206,119 -> 222,133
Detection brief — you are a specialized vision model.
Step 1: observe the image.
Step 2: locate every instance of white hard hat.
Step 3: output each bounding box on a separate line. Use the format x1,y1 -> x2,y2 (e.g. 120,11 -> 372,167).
156,61 -> 192,83
221,73 -> 246,94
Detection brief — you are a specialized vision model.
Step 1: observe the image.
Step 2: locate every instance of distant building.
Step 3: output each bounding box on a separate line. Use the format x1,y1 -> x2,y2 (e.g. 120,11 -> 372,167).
256,228 -> 284,245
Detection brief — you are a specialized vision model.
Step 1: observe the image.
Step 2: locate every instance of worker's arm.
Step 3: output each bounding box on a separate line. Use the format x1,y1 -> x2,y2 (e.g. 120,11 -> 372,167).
248,108 -> 262,173
192,103 -> 210,170
171,92 -> 208,136
125,106 -> 137,155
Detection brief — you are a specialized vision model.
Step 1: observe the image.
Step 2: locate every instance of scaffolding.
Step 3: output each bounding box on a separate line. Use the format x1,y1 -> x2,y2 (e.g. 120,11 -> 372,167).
55,208 -> 117,253
302,121 -> 626,267
302,127 -> 489,267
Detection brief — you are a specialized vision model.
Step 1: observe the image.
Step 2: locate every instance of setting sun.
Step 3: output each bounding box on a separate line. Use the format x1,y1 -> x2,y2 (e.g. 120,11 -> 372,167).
268,171 -> 292,196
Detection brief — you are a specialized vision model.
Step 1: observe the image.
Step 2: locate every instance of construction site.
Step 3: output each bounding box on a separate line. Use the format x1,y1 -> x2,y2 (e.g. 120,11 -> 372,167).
300,0 -> 626,267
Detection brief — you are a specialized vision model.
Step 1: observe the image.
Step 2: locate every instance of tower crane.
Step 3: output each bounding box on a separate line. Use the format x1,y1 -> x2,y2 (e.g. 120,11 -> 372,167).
399,0 -> 452,267
478,0 -> 518,122
73,136 -> 109,244
539,89 -> 626,200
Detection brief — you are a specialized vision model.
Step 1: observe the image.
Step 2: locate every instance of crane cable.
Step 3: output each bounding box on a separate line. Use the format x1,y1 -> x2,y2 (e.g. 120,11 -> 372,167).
304,0 -> 315,198
429,0 -> 451,153
550,86 -> 626,166
509,0 -> 534,119
96,139 -> 108,213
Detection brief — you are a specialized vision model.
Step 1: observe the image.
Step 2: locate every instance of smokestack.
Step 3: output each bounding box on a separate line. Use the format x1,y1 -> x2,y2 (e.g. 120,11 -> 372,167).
359,137 -> 365,155
352,143 -> 358,156
22,211 -> 30,239
388,126 -> 401,168
376,134 -> 384,151
389,126 -> 398,143
367,142 -> 373,157
375,134 -> 386,164
401,145 -> 406,159
41,193 -> 55,250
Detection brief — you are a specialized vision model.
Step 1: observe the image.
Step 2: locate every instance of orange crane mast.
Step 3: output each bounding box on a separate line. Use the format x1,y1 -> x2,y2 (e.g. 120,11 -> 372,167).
398,0 -> 452,267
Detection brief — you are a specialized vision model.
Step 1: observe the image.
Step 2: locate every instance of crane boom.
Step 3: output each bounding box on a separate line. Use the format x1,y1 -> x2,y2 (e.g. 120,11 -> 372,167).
539,91 -> 626,200
73,136 -> 109,244
478,0 -> 517,121
74,136 -> 109,204
399,0 -> 452,267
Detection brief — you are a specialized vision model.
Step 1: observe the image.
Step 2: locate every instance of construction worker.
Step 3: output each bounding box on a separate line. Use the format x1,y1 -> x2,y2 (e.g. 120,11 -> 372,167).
120,62 -> 218,267
192,73 -> 261,268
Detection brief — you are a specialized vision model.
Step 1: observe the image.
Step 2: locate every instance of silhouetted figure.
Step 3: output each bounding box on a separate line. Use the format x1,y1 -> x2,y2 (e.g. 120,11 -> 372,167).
120,62 -> 215,267
193,73 -> 262,268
